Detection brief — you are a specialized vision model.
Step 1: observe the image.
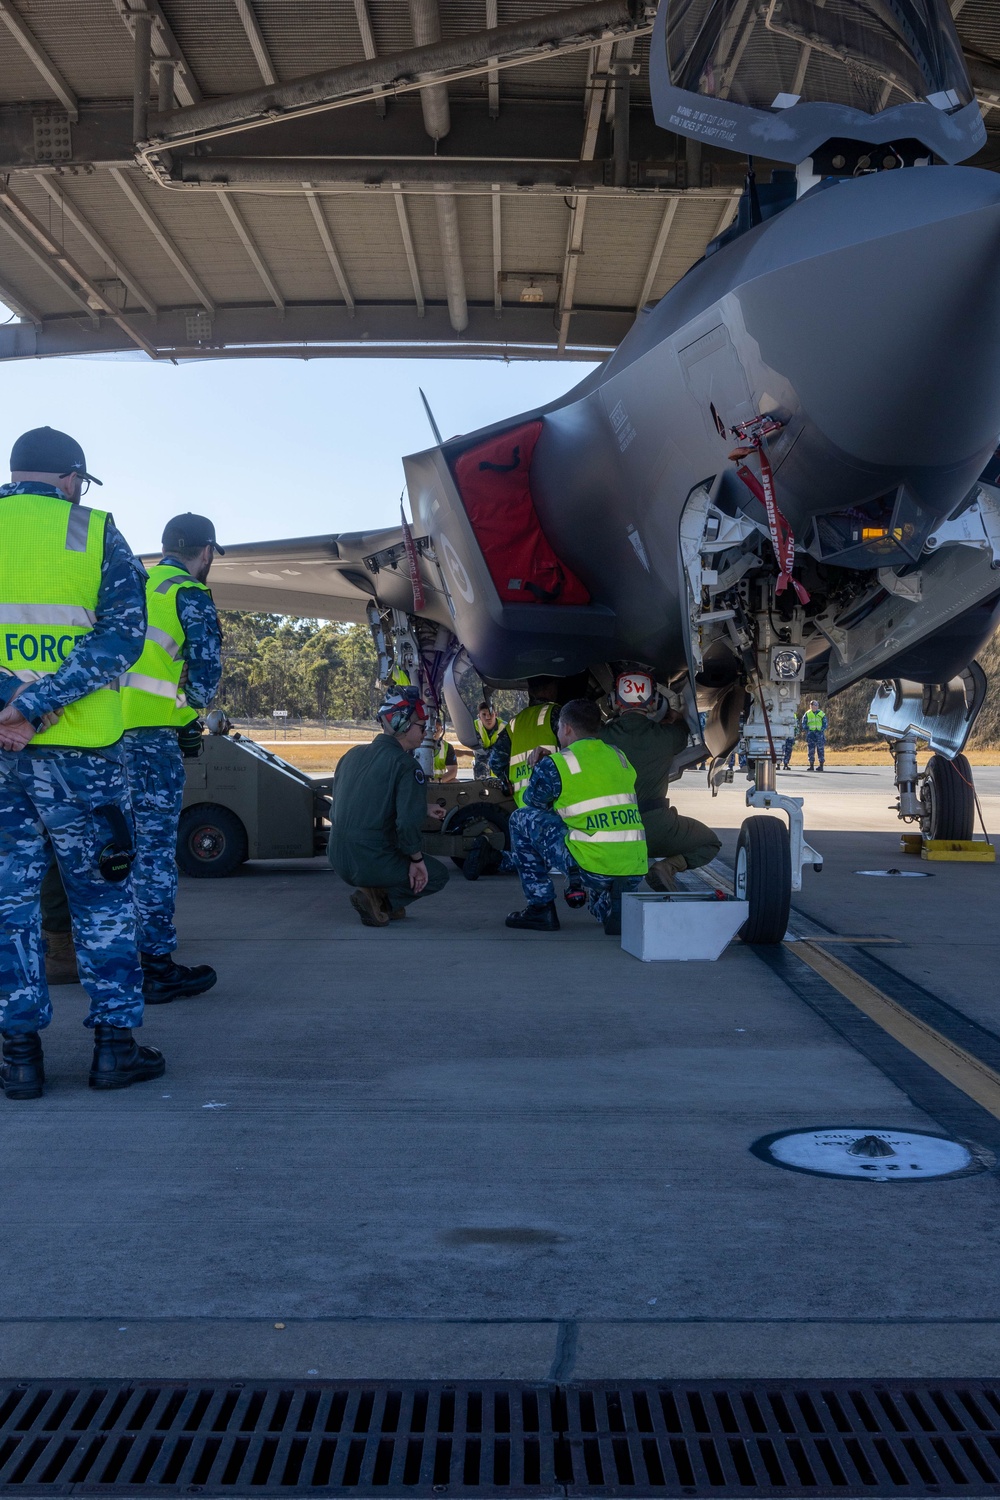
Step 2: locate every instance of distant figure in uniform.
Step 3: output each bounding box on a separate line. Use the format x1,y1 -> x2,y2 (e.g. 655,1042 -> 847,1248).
472,701 -> 505,780
329,686 -> 448,927
802,700 -> 827,770
431,720 -> 458,782
488,677 -> 560,804
506,697 -> 647,935
121,513 -> 223,1003
0,426 -> 164,1098
781,714 -> 798,771
601,668 -> 721,890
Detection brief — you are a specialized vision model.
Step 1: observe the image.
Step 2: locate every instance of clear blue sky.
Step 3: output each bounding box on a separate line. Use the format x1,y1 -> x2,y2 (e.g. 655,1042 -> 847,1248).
0,341 -> 598,554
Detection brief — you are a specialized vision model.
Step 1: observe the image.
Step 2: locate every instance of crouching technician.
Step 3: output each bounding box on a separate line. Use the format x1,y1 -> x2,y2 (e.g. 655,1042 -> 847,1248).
121,514 -> 222,1003
601,668 -> 720,890
329,686 -> 448,926
0,425 -> 164,1097
506,697 -> 647,935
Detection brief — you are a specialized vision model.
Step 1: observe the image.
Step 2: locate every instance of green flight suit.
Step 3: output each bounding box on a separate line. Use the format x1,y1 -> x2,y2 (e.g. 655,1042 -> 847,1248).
600,714 -> 721,870
328,734 -> 449,913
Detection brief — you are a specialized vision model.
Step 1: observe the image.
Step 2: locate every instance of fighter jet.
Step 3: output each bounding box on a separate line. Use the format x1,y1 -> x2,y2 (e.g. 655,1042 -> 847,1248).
211,0 -> 1000,941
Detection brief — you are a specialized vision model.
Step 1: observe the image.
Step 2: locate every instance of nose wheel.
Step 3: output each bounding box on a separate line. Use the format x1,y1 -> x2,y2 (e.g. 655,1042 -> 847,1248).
735,816 -> 792,945
920,752 -> 976,842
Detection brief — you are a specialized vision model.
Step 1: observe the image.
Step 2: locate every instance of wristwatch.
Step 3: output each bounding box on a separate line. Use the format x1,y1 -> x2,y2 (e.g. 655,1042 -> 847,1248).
409,853 -> 424,862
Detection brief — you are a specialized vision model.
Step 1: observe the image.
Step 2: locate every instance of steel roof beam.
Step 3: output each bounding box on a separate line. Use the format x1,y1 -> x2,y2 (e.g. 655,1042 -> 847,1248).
179,158 -> 620,188
485,0 -> 500,119
492,184 -> 502,317
556,195 -> 588,352
33,174 -> 158,317
146,1 -> 653,145
109,166 -> 216,311
216,191 -> 284,309
0,267 -> 43,324
408,0 -> 467,334
0,301 -> 630,362
635,196 -> 678,311
0,2 -> 78,121
351,0 -> 386,115
393,189 -> 425,316
113,1 -> 201,109
302,185 -> 355,312
233,0 -> 276,88
0,183 -> 156,355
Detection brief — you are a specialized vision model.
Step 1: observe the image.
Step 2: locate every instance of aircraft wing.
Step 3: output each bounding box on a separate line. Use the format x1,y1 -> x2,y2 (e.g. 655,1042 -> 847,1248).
141,527 -> 439,624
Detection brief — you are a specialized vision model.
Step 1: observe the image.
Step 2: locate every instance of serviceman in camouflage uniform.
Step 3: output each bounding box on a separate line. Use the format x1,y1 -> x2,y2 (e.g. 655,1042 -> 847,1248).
329,685 -> 448,926
121,514 -> 223,1003
506,698 -> 647,935
0,426 -> 165,1099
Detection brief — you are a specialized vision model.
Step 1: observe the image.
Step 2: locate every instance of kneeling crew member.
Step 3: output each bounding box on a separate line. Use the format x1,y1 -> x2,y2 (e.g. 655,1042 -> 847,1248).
121,514 -> 222,1003
506,697 -> 647,935
0,426 -> 164,1098
601,669 -> 720,890
329,686 -> 449,926
489,677 -> 560,804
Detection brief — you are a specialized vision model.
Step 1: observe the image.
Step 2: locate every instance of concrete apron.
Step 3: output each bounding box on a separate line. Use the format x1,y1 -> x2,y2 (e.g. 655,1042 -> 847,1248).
4,764 -> 1000,1381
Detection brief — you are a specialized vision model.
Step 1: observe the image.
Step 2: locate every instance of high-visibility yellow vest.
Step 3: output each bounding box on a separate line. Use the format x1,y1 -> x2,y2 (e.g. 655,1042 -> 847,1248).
474,715 -> 504,750
121,563 -> 211,729
551,737 -> 648,877
803,710 -> 826,731
433,739 -> 453,777
507,703 -> 558,807
0,490 -> 123,748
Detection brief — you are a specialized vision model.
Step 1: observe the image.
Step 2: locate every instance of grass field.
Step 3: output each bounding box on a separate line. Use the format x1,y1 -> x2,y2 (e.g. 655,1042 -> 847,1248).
243,737 -> 1000,775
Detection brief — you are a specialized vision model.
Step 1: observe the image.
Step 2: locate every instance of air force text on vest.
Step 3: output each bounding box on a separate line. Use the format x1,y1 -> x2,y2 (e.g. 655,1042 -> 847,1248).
4,630 -> 75,666
583,806 -> 643,832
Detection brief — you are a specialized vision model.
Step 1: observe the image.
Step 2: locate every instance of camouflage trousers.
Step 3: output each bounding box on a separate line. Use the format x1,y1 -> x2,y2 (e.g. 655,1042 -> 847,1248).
509,807 -> 642,924
0,746 -> 144,1034
806,730 -> 826,766
124,729 -> 185,956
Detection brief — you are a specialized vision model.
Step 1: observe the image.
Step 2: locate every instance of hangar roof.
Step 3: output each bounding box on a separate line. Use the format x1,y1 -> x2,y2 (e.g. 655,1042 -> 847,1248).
0,0 -> 997,364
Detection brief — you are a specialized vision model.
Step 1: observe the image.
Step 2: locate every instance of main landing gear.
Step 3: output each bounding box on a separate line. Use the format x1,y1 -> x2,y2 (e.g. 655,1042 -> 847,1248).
870,674 -> 985,843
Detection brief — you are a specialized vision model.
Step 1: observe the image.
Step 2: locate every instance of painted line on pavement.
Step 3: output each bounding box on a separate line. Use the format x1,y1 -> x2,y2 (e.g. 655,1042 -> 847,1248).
791,939 -> 1000,1123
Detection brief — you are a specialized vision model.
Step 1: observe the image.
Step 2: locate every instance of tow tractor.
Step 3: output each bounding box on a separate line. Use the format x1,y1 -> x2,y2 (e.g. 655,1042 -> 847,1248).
178,716 -> 512,878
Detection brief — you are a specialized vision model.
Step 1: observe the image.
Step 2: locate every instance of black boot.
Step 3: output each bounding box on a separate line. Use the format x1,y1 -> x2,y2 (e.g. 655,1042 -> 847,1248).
603,879 -> 625,937
1,1032 -> 44,1100
141,951 -> 217,1003
505,902 -> 560,931
89,1025 -> 165,1090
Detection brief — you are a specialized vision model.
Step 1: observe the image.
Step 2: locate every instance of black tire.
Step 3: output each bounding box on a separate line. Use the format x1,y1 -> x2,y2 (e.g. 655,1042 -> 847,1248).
921,753 -> 975,842
176,804 -> 248,878
448,803 -> 510,875
735,815 -> 791,945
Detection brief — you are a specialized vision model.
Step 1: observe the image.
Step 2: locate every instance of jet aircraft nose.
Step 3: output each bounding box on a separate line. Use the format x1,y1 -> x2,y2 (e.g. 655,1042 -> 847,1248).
738,167 -> 1000,510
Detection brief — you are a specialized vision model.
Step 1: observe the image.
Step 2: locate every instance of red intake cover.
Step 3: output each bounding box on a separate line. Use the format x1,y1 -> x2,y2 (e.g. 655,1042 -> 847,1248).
452,421 -> 590,606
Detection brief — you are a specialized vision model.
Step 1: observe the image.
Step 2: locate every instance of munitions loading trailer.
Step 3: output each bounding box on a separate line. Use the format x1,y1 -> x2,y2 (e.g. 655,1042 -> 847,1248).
178,724 -> 512,878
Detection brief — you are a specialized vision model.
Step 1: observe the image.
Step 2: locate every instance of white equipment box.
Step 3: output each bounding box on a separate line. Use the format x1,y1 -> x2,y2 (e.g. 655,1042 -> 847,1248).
621,891 -> 749,962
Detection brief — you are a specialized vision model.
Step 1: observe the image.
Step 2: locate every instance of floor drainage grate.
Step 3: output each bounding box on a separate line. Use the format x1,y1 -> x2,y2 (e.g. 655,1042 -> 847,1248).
1,1380 -> 1000,1496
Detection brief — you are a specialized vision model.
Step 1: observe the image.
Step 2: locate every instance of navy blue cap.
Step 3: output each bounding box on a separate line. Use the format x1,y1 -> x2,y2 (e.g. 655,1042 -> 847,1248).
10,426 -> 101,485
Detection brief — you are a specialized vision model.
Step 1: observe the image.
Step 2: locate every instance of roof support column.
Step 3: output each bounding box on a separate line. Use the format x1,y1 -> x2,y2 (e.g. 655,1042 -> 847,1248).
408,0 -> 467,333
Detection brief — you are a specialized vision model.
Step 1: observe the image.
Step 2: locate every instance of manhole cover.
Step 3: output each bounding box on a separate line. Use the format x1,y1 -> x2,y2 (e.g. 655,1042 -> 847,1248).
855,869 -> 933,877
751,1126 -> 988,1181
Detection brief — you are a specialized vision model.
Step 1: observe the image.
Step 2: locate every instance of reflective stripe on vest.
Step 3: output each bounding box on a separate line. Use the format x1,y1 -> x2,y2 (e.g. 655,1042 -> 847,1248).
507,703 -> 558,807
121,563 -> 211,730
551,738 -> 648,877
0,490 -> 121,748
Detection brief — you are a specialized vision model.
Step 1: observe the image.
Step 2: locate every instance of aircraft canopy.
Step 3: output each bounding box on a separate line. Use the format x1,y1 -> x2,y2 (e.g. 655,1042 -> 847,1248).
651,0 -> 985,164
